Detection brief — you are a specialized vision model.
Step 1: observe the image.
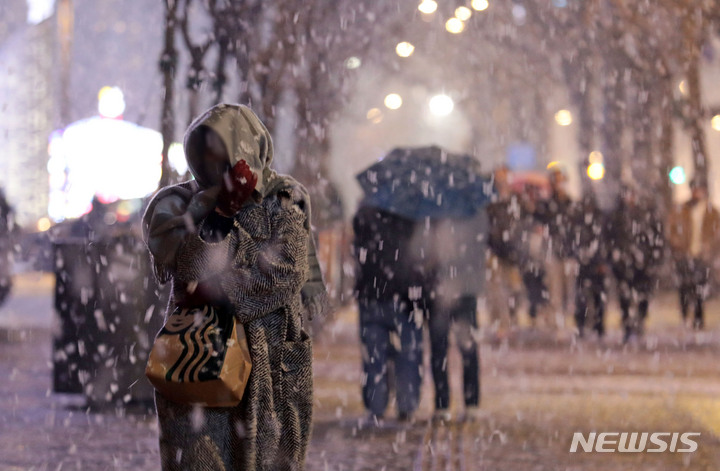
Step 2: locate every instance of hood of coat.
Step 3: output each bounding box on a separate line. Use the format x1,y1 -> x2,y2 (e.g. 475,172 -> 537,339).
183,104 -> 274,196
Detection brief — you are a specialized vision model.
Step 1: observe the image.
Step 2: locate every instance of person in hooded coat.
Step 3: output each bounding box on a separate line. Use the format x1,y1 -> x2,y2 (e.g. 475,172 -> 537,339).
143,104 -> 326,471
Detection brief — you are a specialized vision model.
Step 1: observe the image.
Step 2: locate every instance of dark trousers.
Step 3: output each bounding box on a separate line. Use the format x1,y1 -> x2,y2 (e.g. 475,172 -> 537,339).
428,295 -> 480,411
677,258 -> 709,330
616,270 -> 653,340
359,298 -> 424,417
574,269 -> 606,337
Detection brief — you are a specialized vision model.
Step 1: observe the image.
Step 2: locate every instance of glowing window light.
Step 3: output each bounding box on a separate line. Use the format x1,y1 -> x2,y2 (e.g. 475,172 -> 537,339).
455,6 -> 472,21
396,42 -> 415,58
47,117 -> 163,221
418,0 -> 438,14
472,0 -> 489,11
366,108 -> 384,124
446,18 -> 465,34
669,166 -> 686,185
345,56 -> 361,69
555,109 -> 572,126
588,150 -> 603,164
587,162 -> 605,180
384,93 -> 403,110
429,94 -> 454,117
711,114 -> 720,131
98,86 -> 126,118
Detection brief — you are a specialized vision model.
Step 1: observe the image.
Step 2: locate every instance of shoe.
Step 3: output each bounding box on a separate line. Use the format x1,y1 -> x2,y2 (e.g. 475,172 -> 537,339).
431,409 -> 451,424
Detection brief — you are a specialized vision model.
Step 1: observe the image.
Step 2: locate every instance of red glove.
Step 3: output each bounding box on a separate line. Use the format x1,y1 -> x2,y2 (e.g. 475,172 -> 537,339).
216,160 -> 259,216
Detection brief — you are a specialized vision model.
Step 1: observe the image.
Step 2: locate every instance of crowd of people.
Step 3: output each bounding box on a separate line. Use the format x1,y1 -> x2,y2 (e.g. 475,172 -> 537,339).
350,162 -> 720,425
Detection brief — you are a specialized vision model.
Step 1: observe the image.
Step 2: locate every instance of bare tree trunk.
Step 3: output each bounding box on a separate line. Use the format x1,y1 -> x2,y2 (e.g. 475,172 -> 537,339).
159,0 -> 179,189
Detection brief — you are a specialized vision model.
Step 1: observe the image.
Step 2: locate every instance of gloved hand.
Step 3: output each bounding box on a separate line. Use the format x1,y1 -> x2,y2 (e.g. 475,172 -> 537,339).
216,160 -> 259,216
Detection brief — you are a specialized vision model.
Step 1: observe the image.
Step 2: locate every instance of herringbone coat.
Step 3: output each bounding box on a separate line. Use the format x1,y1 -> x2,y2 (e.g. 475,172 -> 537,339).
143,104 -> 324,470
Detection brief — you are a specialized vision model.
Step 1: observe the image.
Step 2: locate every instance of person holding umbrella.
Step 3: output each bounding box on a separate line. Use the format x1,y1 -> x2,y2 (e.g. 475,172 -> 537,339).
355,146 -> 492,424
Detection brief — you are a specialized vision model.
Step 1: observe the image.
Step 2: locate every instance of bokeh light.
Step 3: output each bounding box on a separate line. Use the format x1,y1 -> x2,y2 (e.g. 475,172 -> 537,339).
345,56 -> 361,69
97,86 -> 125,118
587,162 -> 605,180
418,0 -> 438,14
429,94 -> 454,117
446,18 -> 465,34
555,109 -> 573,126
384,93 -> 403,110
455,6 -> 472,21
471,0 -> 489,11
711,114 -> 720,131
396,42 -> 415,58
588,150 -> 603,164
669,166 -> 686,185
366,108 -> 384,124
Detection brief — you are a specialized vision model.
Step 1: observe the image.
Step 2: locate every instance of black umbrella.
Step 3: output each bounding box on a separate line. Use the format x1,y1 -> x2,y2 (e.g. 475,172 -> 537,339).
356,146 -> 493,219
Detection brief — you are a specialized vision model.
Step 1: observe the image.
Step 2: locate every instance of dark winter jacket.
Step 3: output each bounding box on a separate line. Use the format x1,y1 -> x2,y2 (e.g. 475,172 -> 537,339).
143,104 -> 325,471
352,205 -> 432,303
566,195 -> 608,276
606,197 -> 664,282
486,194 -> 524,264
534,190 -> 573,258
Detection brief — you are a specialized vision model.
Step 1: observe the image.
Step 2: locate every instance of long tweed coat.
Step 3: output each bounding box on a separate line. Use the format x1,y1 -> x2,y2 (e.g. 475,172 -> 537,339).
143,104 -> 325,470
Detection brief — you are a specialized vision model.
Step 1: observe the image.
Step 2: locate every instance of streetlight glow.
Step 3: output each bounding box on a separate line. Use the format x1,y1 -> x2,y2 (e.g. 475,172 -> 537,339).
587,163 -> 605,180
446,18 -> 465,34
455,6 -> 472,21
396,41 -> 415,58
384,93 -> 403,110
471,0 -> 489,11
588,150 -> 603,164
418,0 -> 438,14
555,109 -> 572,126
429,94 -> 454,117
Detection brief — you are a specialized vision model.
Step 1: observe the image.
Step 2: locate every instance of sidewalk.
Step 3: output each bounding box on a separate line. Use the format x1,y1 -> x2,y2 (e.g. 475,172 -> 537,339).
2,272 -> 720,470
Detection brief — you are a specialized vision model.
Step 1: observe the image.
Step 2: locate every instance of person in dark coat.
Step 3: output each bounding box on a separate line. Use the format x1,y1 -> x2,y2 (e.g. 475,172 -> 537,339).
607,186 -> 665,341
143,104 -> 326,471
566,193 -> 609,338
352,204 -> 429,423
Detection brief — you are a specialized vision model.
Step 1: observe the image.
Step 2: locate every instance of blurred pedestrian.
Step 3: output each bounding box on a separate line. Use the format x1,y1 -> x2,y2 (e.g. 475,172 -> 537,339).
567,193 -> 609,338
485,166 -> 524,335
607,186 -> 665,342
534,166 -> 575,328
426,209 -> 487,422
517,183 -> 553,327
667,179 -> 720,330
0,188 -> 15,307
143,104 -> 326,470
352,204 -> 429,424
